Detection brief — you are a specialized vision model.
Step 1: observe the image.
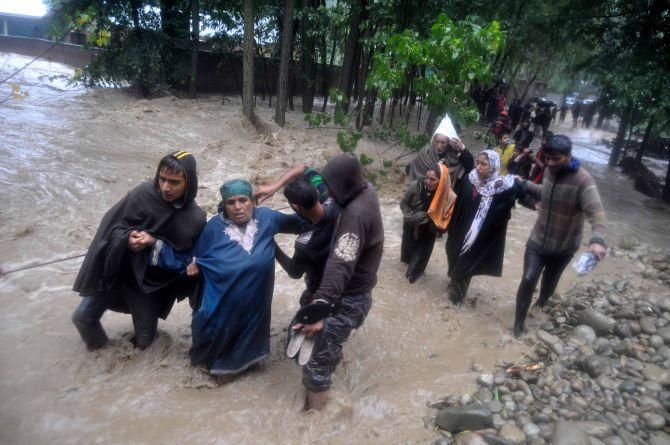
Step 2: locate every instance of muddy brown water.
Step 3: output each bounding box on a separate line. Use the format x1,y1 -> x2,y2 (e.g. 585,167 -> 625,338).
1,54 -> 669,444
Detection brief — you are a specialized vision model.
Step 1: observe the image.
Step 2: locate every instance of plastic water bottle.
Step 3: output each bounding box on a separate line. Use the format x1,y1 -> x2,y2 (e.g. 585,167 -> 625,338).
573,252 -> 598,277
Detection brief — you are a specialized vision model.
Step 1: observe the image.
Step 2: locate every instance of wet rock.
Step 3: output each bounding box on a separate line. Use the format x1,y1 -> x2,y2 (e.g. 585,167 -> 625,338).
616,428 -> 640,445
638,395 -> 663,412
571,325 -> 597,345
479,430 -> 513,445
499,424 -> 525,445
477,373 -> 494,387
643,364 -> 670,386
650,335 -> 665,349
642,412 -> 666,430
436,404 -> 493,433
575,421 -> 613,439
649,431 -> 670,445
580,355 -> 607,378
551,419 -> 591,445
641,317 -> 659,335
523,422 -> 541,440
613,307 -> 636,320
618,380 -> 637,394
659,391 -> 670,409
575,309 -> 615,336
488,399 -> 503,414
614,323 -> 633,339
603,438 -> 625,445
593,338 -> 613,356
453,431 -> 488,445
658,327 -> 670,344
612,340 -> 634,357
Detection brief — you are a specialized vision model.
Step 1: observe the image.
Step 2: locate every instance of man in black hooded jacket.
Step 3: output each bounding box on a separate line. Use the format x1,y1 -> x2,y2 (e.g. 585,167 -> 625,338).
291,153 -> 384,410
71,151 -> 206,350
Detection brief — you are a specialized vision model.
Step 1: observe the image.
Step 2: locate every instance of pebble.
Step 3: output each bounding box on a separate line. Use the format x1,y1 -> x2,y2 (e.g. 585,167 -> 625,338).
643,412 -> 666,430
650,335 -> 665,349
522,422 -> 540,440
641,317 -> 659,335
498,424 -> 525,445
571,325 -> 597,344
575,420 -> 613,439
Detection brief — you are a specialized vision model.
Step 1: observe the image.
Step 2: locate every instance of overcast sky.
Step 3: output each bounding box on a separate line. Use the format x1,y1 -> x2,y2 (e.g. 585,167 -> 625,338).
0,0 -> 47,16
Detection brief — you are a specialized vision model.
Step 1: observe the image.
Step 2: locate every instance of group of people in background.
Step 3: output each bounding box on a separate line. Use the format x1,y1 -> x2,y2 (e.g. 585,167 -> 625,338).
402,114 -> 607,337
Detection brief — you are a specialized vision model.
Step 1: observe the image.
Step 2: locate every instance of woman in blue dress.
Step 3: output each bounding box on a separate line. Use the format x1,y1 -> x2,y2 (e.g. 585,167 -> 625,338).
144,179 -> 306,377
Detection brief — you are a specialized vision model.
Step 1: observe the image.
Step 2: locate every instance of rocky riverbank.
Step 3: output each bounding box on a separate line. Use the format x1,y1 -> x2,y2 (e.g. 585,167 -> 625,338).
429,243 -> 670,445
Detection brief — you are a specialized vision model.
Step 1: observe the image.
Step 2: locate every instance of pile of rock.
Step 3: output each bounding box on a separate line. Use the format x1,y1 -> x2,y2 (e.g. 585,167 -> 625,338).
429,245 -> 670,445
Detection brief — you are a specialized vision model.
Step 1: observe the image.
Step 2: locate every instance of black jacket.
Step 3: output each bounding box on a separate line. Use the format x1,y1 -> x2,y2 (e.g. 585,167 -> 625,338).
310,154 -> 384,301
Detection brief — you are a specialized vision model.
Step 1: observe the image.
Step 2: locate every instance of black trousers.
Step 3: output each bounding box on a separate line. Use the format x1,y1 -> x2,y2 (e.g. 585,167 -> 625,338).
72,294 -> 160,350
513,243 -> 574,334
400,222 -> 436,281
302,293 -> 371,392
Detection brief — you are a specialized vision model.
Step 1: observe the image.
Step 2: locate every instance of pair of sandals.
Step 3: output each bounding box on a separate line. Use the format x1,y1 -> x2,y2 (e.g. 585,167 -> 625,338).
286,327 -> 316,366
286,298 -> 341,365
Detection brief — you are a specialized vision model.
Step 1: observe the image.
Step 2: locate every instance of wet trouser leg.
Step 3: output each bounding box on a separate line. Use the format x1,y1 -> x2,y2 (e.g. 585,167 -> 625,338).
535,253 -> 573,307
302,293 -> 372,392
130,297 -> 159,350
400,223 -> 413,264
448,274 -> 472,304
514,245 -> 574,335
72,296 -> 109,351
407,226 -> 436,282
514,246 -> 544,336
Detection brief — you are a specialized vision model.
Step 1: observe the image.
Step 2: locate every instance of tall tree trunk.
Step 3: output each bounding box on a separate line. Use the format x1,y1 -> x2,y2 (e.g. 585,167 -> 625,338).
425,106 -> 443,135
336,0 -> 366,115
321,36 -> 337,112
609,101 -> 633,167
130,0 -> 149,97
663,161 -> 670,203
635,116 -> 655,163
188,0 -> 199,99
242,0 -> 255,123
274,0 -> 294,126
520,69 -> 539,103
301,0 -> 316,113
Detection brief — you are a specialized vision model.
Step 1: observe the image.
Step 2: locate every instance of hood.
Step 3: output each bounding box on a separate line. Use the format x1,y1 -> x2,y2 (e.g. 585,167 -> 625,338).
321,153 -> 367,206
153,150 -> 199,207
556,157 -> 581,176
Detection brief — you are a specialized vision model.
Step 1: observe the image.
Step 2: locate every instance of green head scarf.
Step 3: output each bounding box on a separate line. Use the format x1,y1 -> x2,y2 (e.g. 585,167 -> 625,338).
220,179 -> 253,201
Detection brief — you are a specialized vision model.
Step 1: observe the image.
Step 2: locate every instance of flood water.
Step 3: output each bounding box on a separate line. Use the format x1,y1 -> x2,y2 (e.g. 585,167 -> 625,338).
1,53 -> 669,444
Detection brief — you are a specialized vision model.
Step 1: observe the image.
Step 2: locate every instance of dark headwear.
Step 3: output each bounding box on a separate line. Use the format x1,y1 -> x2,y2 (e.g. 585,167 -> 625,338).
546,135 -> 572,155
154,150 -> 199,206
220,179 -> 253,201
321,153 -> 367,206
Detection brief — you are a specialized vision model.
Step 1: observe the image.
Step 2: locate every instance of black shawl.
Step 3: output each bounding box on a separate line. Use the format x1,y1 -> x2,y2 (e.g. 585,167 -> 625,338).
73,158 -> 206,317
446,176 -> 523,279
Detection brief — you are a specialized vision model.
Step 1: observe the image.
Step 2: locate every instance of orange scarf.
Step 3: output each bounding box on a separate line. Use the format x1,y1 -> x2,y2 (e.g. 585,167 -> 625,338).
427,164 -> 457,232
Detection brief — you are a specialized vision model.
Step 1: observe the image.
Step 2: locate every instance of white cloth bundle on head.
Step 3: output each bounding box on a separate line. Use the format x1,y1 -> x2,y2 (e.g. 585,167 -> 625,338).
431,114 -> 460,145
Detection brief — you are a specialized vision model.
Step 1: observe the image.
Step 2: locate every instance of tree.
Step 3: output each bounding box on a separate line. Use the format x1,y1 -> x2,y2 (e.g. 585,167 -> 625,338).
189,0 -> 200,99
274,0 -> 295,126
242,0 -> 255,122
367,14 -> 503,130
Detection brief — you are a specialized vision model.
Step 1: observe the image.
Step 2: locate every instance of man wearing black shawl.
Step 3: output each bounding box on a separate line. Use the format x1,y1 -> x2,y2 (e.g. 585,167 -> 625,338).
72,151 -> 206,350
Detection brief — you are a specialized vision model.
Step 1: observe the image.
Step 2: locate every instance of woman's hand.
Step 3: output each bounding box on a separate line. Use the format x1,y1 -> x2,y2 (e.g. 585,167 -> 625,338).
187,257 -> 200,276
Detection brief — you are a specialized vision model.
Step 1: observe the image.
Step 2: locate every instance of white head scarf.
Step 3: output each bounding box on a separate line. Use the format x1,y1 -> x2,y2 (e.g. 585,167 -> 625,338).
431,114 -> 462,147
460,150 -> 515,254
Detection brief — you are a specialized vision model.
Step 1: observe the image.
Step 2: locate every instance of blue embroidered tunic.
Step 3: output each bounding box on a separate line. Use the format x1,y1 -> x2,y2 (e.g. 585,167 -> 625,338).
151,207 -> 305,375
